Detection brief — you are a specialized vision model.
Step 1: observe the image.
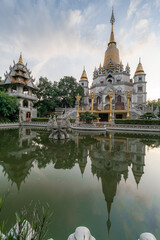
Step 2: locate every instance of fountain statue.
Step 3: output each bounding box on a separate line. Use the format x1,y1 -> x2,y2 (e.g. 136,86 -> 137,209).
47,108 -> 71,140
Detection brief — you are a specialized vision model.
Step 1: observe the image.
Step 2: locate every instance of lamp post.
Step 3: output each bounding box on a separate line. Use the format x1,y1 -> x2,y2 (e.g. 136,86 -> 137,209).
126,93 -> 132,119
108,91 -> 114,122
76,94 -> 81,122
90,92 -> 95,114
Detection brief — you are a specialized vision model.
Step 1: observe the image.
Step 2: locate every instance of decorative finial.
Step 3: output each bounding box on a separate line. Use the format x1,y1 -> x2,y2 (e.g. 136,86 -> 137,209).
110,7 -> 115,25
18,52 -> 24,65
139,57 -> 141,63
109,8 -> 116,45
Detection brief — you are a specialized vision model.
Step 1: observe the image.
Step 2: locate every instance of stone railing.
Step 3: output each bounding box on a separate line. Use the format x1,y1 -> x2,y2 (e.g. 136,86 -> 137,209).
0,122 -> 19,128
107,124 -> 160,132
0,224 -> 156,240
9,92 -> 37,101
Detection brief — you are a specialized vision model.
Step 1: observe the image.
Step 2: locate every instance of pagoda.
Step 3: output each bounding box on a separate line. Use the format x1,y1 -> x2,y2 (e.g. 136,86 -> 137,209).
1,53 -> 38,121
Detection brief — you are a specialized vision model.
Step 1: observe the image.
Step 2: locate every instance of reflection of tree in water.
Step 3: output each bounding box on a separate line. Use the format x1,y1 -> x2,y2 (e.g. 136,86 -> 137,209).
32,131 -> 78,169
0,128 -> 37,190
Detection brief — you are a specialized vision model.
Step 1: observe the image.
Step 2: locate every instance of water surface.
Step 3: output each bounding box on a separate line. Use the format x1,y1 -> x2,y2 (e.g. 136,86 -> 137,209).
0,128 -> 160,240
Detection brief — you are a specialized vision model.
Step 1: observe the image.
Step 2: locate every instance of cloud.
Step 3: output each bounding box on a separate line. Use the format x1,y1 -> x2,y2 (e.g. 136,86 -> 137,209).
0,0 -> 159,100
127,0 -> 142,18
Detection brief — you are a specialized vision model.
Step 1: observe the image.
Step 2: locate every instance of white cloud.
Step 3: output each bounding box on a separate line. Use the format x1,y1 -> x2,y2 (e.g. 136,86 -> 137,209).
127,0 -> 142,18
0,0 -> 159,100
135,19 -> 148,30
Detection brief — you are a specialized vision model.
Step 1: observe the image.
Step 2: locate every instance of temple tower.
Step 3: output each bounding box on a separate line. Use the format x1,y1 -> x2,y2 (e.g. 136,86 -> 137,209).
79,67 -> 89,109
132,59 -> 147,111
1,53 -> 38,121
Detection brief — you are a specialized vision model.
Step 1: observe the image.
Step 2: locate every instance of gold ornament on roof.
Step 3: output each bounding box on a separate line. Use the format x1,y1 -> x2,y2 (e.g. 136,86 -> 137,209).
135,58 -> 145,75
80,67 -> 88,81
99,63 -> 102,69
94,67 -> 97,72
76,94 -> 81,102
126,62 -> 129,68
18,52 -> 24,65
109,8 -> 116,45
103,9 -> 120,66
90,92 -> 95,99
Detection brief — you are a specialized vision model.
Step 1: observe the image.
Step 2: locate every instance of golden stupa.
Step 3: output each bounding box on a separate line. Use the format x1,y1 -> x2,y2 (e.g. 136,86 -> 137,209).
135,59 -> 145,75
80,67 -> 88,81
103,9 -> 120,66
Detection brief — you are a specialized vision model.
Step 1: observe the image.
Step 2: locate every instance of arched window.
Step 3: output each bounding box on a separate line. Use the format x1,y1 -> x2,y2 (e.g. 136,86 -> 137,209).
97,96 -> 101,104
23,100 -> 28,107
23,87 -> 29,95
107,74 -> 113,84
11,85 -> 17,93
105,95 -> 110,104
117,95 -> 121,103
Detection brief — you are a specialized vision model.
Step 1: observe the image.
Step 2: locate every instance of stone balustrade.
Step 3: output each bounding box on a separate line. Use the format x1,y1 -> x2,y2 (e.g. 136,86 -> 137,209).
0,224 -> 157,240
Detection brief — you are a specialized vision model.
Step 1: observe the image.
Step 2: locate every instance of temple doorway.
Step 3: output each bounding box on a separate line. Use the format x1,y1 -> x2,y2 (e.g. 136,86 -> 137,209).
26,112 -> 31,121
99,113 -> 108,122
115,114 -> 123,119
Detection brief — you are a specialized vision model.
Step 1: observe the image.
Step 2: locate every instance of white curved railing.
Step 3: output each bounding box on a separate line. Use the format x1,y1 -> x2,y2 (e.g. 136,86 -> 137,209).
0,224 -> 157,240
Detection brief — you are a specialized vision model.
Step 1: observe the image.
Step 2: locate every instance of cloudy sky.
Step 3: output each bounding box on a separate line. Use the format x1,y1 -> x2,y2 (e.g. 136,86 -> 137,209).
0,0 -> 159,100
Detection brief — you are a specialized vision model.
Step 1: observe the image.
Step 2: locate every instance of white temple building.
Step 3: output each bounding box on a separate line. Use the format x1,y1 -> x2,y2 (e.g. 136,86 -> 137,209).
79,10 -> 147,121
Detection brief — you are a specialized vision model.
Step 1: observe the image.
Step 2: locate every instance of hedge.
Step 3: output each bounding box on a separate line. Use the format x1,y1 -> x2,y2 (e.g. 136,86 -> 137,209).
31,118 -> 49,122
115,119 -> 160,125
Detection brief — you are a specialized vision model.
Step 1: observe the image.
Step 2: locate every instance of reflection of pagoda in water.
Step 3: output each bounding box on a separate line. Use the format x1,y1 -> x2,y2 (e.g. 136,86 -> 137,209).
89,133 -> 146,234
0,128 -> 37,190
70,133 -> 149,234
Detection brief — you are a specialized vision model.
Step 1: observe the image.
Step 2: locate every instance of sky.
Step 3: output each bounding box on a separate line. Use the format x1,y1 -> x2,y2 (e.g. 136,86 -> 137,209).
0,0 -> 160,100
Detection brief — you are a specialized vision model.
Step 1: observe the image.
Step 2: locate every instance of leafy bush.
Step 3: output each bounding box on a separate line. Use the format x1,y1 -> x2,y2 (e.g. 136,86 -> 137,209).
0,91 -> 19,122
115,119 -> 160,125
80,112 -> 98,124
140,112 -> 156,119
70,118 -> 76,123
31,118 -> 49,122
0,196 -> 53,240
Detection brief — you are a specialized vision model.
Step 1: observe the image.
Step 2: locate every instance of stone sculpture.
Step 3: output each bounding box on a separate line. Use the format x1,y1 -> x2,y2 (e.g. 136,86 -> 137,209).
67,226 -> 96,240
48,108 -> 71,140
139,233 -> 157,240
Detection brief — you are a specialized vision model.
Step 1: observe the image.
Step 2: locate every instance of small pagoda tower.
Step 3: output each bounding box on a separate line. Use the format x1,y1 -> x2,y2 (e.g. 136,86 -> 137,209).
79,67 -> 89,109
132,58 -> 147,112
1,53 -> 38,121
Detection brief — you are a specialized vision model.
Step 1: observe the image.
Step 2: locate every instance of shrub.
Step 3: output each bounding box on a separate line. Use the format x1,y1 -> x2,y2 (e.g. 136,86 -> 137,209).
31,118 -> 49,122
80,112 -> 98,124
115,119 -> 160,125
70,118 -> 76,123
140,112 -> 156,119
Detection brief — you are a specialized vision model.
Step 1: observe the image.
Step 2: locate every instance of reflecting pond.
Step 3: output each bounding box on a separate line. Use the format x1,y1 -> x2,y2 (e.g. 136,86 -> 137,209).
0,128 -> 160,240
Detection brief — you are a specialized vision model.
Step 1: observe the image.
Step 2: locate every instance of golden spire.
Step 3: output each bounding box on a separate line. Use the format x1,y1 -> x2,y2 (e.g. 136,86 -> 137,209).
99,63 -> 102,69
103,9 -> 120,66
94,67 -> 97,72
109,8 -> 116,45
120,60 -> 123,66
18,52 -> 24,65
126,62 -> 129,68
80,67 -> 88,81
135,58 -> 145,75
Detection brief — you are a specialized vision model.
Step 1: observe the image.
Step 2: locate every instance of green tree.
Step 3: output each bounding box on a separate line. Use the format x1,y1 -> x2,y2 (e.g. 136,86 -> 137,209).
0,91 -> 19,122
0,77 -> 6,91
58,76 -> 84,108
80,111 -> 98,124
35,76 -> 84,116
35,77 -> 60,116
140,112 -> 156,119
